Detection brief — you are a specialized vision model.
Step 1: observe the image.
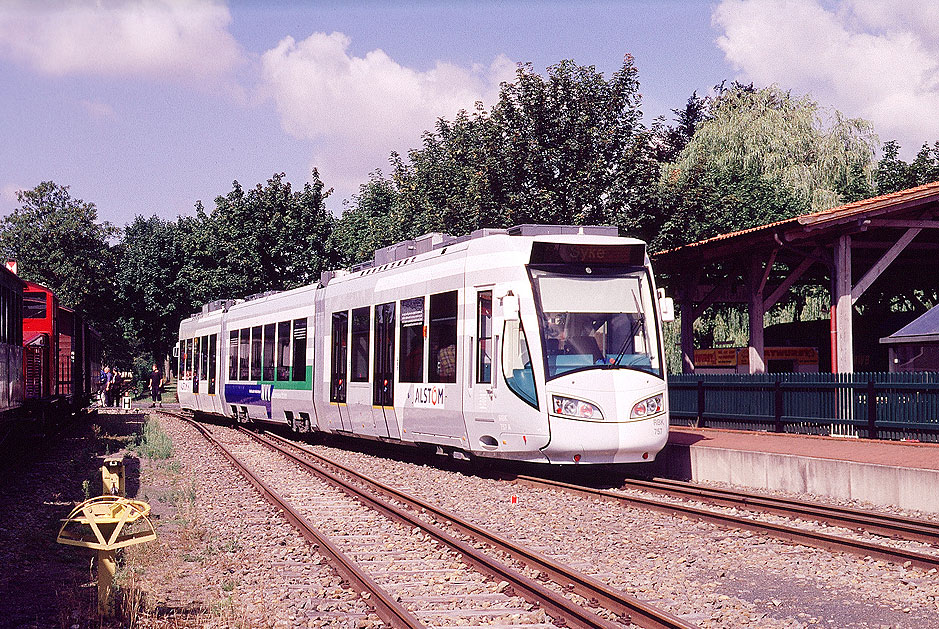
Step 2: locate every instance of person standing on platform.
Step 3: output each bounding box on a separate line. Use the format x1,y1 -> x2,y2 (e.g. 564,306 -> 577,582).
103,366 -> 114,407
148,364 -> 164,407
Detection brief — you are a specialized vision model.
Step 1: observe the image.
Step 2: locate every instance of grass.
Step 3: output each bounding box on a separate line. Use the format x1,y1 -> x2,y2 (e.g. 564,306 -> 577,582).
131,417 -> 174,460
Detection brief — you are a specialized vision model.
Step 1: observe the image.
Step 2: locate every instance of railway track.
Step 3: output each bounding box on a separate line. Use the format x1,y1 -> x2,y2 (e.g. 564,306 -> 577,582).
511,475 -> 939,571
172,413 -> 696,629
616,476 -> 939,545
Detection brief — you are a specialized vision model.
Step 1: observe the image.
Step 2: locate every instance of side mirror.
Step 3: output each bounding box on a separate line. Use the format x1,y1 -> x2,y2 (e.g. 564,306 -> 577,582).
502,293 -> 519,321
172,345 -> 179,357
657,289 -> 675,323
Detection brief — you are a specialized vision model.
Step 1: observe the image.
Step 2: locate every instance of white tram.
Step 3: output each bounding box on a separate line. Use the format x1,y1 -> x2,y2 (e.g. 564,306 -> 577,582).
177,225 -> 674,464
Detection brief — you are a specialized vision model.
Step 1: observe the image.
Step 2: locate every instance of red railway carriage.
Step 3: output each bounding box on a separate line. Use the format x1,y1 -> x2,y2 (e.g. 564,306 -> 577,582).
22,281 -> 100,412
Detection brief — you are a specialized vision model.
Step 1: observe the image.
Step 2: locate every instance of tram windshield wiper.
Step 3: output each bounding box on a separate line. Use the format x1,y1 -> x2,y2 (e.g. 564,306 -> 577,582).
611,293 -> 645,367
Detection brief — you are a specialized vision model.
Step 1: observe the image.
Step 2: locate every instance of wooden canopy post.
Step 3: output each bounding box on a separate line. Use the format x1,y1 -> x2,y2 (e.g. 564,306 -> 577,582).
680,299 -> 695,373
747,256 -> 768,374
834,234 -> 854,373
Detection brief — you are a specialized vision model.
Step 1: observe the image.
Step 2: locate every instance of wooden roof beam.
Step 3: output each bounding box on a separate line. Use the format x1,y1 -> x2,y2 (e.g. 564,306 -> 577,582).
763,256 -> 816,311
867,219 -> 939,229
852,227 -> 921,305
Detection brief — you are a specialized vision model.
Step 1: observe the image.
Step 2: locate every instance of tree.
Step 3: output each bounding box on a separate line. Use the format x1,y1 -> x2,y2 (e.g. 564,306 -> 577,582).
651,91 -> 709,164
113,215 -> 187,365
655,85 -> 877,250
332,56 -> 662,264
490,57 -> 656,231
330,171 -> 402,266
876,140 -> 939,195
209,171 -> 338,298
0,181 -> 120,348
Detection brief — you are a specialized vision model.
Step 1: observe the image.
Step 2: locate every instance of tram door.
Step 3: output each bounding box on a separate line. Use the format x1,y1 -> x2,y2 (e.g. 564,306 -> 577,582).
330,312 -> 351,431
466,288 -> 499,424
192,337 -> 200,394
346,307 -> 373,433
372,302 -> 399,438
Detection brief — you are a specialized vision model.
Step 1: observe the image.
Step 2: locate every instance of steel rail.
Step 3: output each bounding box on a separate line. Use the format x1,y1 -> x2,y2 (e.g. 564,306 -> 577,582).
240,428 -> 628,629
513,476 -> 939,571
250,428 -> 697,629
178,416 -> 426,629
617,477 -> 939,546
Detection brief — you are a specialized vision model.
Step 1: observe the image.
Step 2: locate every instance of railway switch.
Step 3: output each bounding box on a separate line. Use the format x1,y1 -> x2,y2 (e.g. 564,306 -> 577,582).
100,455 -> 125,496
56,495 -> 156,615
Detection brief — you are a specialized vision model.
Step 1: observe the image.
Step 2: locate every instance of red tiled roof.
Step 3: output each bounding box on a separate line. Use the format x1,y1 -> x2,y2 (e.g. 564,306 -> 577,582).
798,179 -> 939,225
655,180 -> 939,257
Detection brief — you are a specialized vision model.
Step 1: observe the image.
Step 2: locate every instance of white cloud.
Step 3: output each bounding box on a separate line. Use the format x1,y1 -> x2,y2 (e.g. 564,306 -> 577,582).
713,0 -> 939,154
1,184 -> 21,204
80,100 -> 116,120
259,31 -> 515,203
0,0 -> 243,81
0,184 -> 23,216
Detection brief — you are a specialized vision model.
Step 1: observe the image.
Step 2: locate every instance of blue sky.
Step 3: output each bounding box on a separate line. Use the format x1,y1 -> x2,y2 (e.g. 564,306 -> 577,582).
2,1 -> 937,228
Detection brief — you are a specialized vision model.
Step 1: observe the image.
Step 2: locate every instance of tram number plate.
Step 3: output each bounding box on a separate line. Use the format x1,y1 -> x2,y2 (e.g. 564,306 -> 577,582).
653,414 -> 666,435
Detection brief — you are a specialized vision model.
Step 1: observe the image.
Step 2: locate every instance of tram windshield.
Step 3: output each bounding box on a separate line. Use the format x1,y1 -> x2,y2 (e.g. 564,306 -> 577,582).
531,268 -> 662,379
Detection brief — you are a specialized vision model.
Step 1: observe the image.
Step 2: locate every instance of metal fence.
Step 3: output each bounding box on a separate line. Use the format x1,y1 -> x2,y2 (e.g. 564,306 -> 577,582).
668,372 -> 939,442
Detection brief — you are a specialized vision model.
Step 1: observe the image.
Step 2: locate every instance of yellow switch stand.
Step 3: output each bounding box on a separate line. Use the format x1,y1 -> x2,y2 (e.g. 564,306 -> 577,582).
56,456 -> 155,616
101,455 -> 125,496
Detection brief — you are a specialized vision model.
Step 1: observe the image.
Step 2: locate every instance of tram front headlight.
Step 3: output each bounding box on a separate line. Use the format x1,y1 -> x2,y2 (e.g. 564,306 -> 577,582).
630,393 -> 664,419
551,395 -> 603,420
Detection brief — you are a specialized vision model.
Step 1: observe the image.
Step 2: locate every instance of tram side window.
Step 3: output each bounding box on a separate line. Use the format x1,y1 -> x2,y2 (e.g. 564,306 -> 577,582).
350,307 -> 370,382
503,320 -> 538,409
477,291 -> 493,384
263,323 -> 275,381
229,331 -> 239,379
428,291 -> 457,384
250,326 -> 262,380
400,297 -> 424,383
185,339 -> 193,379
239,329 -> 250,380
292,318 -> 307,381
179,340 -> 184,379
276,321 -> 291,381
330,312 -> 348,402
201,335 -> 209,380
208,334 -> 217,394
194,337 -> 202,380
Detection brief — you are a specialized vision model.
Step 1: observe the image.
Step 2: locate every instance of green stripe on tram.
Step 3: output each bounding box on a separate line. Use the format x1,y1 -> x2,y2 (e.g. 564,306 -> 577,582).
260,366 -> 313,390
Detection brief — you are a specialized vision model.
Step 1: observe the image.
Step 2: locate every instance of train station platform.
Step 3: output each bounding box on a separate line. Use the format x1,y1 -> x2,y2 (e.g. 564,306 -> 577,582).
649,426 -> 939,514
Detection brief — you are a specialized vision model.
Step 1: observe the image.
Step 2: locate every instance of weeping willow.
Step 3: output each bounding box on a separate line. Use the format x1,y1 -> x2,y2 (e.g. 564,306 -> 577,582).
661,85 -> 878,216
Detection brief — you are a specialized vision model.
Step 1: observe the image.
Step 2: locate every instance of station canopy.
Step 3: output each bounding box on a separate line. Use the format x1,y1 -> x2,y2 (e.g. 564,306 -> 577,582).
653,181 -> 939,374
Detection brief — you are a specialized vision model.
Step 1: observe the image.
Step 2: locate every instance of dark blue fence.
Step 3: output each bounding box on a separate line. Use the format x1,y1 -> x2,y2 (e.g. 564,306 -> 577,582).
668,372 -> 939,442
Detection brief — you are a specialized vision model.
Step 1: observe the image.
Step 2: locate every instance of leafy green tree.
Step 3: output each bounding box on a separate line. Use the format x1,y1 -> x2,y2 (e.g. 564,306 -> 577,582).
876,140 -> 939,194
0,181 -> 120,348
490,57 -> 655,230
392,106 -> 508,239
330,171 -> 402,265
651,91 -> 709,164
655,85 -> 877,250
113,215 -> 187,365
209,171 -> 337,298
333,56 -> 662,263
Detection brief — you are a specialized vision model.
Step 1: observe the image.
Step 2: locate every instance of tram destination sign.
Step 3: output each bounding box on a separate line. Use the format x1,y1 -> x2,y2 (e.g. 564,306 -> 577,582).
529,242 -> 646,266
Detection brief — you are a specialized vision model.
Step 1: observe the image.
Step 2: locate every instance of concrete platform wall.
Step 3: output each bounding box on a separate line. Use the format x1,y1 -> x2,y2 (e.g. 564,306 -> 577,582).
651,443 -> 939,514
